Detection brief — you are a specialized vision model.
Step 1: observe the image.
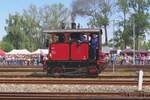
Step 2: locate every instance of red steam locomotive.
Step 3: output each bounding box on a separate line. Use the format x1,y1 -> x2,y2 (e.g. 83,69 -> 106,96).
43,24 -> 106,77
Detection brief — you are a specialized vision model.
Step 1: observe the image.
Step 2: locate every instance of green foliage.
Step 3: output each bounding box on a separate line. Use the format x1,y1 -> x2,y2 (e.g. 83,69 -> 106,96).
1,1 -> 150,51
72,0 -> 113,45
113,0 -> 150,50
40,3 -> 70,29
2,3 -> 70,51
128,0 -> 150,50
5,14 -> 25,49
140,41 -> 150,50
117,0 -> 129,14
0,41 -> 13,52
4,13 -> 38,51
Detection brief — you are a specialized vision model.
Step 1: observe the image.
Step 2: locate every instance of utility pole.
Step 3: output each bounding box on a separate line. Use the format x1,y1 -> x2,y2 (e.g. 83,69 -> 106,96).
112,20 -> 115,73
113,20 -> 115,49
111,20 -> 119,72
133,18 -> 136,65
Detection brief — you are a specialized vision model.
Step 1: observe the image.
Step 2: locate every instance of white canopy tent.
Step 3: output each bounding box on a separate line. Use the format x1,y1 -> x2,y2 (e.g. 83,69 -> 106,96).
6,49 -> 17,55
102,46 -> 111,53
6,49 -> 31,55
32,49 -> 48,55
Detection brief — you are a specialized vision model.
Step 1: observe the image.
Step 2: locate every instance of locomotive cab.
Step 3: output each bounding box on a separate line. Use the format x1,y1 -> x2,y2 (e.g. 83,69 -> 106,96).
44,29 -> 105,77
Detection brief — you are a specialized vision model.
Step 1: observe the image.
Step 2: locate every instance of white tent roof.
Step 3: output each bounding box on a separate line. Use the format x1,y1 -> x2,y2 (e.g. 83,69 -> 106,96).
102,46 -> 111,53
6,49 -> 17,55
7,49 -> 31,55
117,50 -> 122,54
32,49 -> 48,55
19,49 -> 31,55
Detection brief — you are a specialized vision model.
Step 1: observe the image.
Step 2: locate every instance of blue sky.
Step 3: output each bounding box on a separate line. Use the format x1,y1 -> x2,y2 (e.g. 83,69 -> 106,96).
0,0 -> 127,43
0,0 -> 108,43
0,0 -> 73,40
0,0 -> 149,42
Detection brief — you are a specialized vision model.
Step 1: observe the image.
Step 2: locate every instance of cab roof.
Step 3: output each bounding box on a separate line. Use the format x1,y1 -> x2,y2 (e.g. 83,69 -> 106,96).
43,28 -> 100,34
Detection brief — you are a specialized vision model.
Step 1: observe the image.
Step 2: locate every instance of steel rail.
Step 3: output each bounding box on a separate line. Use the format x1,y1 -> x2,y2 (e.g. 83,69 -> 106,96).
0,74 -> 150,79
0,79 -> 149,85
0,65 -> 41,68
0,68 -> 42,72
0,64 -> 149,69
0,92 -> 150,100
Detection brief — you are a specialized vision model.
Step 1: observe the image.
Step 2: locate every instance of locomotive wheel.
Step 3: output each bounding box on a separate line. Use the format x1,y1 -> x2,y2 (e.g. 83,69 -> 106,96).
50,67 -> 64,77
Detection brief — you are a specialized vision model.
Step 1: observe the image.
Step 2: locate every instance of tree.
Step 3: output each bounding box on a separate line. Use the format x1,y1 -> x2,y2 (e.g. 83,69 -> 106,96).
39,3 -> 71,47
4,13 -> 38,51
4,13 -> 25,49
0,41 -> 13,52
110,20 -> 133,49
40,3 -> 71,29
116,0 -> 129,48
3,3 -> 71,50
141,40 -> 150,50
128,0 -> 150,50
113,0 -> 150,49
72,0 -> 113,45
22,4 -> 41,50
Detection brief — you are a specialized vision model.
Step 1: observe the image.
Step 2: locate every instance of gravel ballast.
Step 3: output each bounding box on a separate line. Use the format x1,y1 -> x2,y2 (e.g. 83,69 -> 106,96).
0,84 -> 150,92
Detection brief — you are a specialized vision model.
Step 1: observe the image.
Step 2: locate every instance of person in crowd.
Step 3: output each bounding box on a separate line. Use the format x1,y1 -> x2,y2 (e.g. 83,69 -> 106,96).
80,34 -> 88,43
43,55 -> 48,71
40,54 -> 44,65
71,33 -> 80,43
58,34 -> 65,43
105,54 -> 110,64
128,55 -> 133,64
140,54 -> 145,65
135,55 -> 139,64
147,54 -> 150,64
117,54 -> 124,65
90,34 -> 99,59
120,54 -> 124,65
111,54 -> 116,65
124,54 -> 129,64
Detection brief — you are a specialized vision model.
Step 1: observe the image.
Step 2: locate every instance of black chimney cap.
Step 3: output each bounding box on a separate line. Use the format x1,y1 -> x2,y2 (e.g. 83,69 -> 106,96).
71,22 -> 76,29
61,23 -> 65,29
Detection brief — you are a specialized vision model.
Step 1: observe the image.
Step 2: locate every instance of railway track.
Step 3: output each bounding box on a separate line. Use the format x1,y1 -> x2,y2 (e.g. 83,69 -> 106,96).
0,64 -> 149,70
0,68 -> 42,72
0,64 -> 148,74
0,65 -> 149,99
0,73 -> 149,79
0,65 -> 41,68
0,78 -> 149,85
104,65 -> 150,72
0,65 -> 43,73
0,73 -> 150,79
0,64 -> 149,79
0,92 -> 150,100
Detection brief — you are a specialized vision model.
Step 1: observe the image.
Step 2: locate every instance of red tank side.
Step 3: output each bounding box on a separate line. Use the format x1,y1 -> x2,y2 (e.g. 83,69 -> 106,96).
71,43 -> 88,60
49,44 -> 69,60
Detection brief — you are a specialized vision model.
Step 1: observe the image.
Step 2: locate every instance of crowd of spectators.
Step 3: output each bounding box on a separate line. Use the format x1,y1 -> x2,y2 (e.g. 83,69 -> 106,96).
106,53 -> 150,65
0,49 -> 150,66
0,54 -> 47,66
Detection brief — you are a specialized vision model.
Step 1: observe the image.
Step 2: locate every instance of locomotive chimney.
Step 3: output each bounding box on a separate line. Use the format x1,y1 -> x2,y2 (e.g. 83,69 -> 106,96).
61,22 -> 65,29
77,23 -> 80,29
71,22 -> 76,29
